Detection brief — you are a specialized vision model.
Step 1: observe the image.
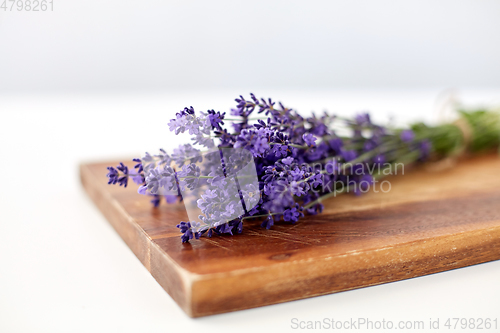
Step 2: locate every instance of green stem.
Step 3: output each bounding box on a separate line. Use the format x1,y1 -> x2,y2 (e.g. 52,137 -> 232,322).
339,141 -> 403,174
224,117 -> 268,121
242,212 -> 281,220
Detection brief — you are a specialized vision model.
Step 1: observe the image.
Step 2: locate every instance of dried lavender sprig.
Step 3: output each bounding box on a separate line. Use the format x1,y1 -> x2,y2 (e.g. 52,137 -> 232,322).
106,94 -> 500,243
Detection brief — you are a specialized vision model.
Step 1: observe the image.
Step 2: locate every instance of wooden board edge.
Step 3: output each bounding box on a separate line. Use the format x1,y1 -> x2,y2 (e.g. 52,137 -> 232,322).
189,226 -> 500,317
79,163 -> 198,317
79,161 -> 500,318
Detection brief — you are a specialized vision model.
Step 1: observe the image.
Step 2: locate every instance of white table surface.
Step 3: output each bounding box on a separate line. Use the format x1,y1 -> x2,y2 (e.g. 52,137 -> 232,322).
1,89 -> 499,332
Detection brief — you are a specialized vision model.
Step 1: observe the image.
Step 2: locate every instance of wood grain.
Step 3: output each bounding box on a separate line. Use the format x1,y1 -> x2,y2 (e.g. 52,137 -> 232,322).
80,154 -> 500,317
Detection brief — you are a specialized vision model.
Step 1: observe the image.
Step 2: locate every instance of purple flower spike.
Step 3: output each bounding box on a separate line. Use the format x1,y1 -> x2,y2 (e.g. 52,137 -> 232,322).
283,204 -> 304,223
234,128 -> 270,157
261,215 -> 275,229
341,150 -> 357,162
138,185 -> 147,195
400,130 -> 415,143
207,110 -> 225,131
419,139 -> 432,160
177,221 -> 195,243
151,195 -> 161,208
374,154 -> 386,165
106,162 -> 129,187
306,203 -> 324,215
355,113 -> 371,126
302,133 -> 317,147
106,167 -> 119,185
132,158 -> 143,173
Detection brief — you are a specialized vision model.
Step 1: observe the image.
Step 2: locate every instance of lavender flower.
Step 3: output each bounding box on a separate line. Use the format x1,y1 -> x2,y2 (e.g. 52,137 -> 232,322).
106,163 -> 129,187
177,222 -> 200,243
143,165 -> 178,195
172,144 -> 202,167
207,110 -> 225,131
283,204 -> 304,223
234,128 -> 271,157
107,93 -> 500,243
400,130 -> 415,143
302,133 -> 317,147
355,113 -> 371,126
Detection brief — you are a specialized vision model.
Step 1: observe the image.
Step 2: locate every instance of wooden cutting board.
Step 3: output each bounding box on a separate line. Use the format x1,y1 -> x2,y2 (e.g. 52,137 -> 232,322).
80,154 -> 500,317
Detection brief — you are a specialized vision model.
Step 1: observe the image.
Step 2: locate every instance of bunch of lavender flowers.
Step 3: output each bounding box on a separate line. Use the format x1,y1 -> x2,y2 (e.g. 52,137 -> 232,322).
106,94 -> 500,243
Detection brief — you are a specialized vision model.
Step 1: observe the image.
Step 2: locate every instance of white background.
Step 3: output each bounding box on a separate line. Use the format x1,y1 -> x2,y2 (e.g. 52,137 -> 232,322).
1,1 -> 500,332
1,0 -> 500,92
